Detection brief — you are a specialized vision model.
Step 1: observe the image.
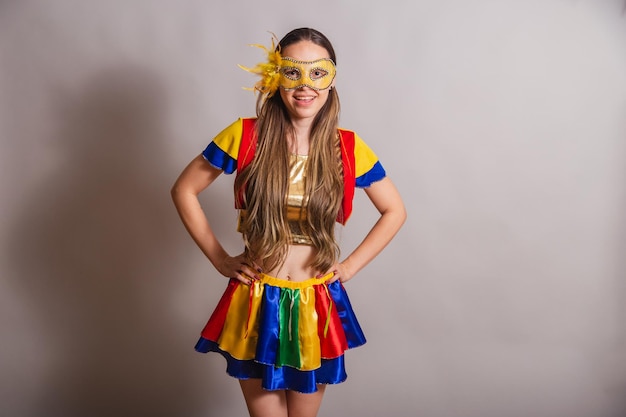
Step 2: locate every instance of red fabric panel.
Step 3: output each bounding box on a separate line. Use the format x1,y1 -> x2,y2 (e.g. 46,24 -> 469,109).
234,119 -> 356,224
234,118 -> 257,208
337,129 -> 355,224
200,279 -> 239,341
314,284 -> 348,359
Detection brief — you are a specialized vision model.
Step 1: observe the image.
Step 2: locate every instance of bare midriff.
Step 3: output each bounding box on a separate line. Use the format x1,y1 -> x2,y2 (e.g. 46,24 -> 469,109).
242,154 -> 327,282
259,244 -> 321,282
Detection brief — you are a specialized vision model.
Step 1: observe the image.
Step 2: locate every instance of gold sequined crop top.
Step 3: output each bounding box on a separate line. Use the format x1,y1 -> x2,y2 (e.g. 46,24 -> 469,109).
238,154 -> 314,245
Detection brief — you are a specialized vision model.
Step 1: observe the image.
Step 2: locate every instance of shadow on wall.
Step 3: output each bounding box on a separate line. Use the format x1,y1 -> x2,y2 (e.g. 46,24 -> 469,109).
7,68 -> 220,417
614,120 -> 626,414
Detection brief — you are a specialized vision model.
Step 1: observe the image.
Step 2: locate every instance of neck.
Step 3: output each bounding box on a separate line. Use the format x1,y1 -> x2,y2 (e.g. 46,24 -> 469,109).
289,120 -> 312,155
291,118 -> 312,138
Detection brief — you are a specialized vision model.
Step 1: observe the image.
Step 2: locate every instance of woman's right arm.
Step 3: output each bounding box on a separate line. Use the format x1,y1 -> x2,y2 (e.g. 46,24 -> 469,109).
170,155 -> 259,284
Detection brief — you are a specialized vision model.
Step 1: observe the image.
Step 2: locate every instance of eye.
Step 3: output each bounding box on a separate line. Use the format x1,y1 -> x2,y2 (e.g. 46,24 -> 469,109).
310,68 -> 329,80
281,67 -> 301,80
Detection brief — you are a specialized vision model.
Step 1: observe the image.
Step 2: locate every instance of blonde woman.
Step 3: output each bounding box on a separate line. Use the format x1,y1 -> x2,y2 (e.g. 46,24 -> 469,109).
171,27 -> 406,417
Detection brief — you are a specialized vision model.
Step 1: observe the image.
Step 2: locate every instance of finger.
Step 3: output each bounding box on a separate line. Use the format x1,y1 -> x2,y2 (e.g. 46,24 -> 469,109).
234,271 -> 253,286
240,265 -> 260,280
317,267 -> 334,278
252,262 -> 263,274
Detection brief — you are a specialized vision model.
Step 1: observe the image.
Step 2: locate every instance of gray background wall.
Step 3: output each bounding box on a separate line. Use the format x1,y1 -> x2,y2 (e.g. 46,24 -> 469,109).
1,1 -> 625,416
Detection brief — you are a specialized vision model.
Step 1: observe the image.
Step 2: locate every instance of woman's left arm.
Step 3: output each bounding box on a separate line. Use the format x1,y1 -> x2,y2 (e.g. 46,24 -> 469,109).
329,176 -> 407,283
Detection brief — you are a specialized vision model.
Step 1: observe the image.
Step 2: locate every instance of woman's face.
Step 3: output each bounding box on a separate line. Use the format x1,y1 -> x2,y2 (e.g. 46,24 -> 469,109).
279,40 -> 335,124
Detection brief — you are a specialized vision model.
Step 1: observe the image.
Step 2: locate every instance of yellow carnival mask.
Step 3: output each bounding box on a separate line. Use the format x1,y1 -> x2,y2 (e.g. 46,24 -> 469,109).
278,57 -> 336,91
239,34 -> 337,96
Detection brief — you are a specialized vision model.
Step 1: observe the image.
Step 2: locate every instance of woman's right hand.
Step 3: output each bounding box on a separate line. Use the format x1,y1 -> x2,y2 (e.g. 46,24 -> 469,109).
218,253 -> 262,285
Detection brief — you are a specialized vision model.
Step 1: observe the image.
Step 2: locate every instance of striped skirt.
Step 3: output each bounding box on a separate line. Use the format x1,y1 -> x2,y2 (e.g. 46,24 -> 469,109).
194,273 -> 366,393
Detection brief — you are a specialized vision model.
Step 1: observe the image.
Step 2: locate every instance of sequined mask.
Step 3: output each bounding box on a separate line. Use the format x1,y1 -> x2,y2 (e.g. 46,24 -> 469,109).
279,57 -> 336,91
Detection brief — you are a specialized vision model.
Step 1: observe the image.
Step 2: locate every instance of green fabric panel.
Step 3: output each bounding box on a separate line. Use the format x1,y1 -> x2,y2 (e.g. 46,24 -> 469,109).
277,287 -> 301,368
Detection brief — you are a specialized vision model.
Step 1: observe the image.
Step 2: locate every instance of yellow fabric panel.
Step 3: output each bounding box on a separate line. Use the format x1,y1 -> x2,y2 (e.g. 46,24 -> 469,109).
211,118 -> 247,160
217,280 -> 264,360
347,130 -> 380,178
296,285 -> 322,370
212,120 -> 379,180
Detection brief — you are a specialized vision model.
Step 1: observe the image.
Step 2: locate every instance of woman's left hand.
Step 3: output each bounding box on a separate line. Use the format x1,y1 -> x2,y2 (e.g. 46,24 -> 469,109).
323,262 -> 354,284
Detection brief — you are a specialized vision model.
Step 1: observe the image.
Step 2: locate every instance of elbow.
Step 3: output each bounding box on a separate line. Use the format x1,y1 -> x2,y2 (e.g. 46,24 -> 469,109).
380,202 -> 407,231
389,199 -> 407,230
170,180 -> 202,209
396,203 -> 408,228
170,181 -> 183,205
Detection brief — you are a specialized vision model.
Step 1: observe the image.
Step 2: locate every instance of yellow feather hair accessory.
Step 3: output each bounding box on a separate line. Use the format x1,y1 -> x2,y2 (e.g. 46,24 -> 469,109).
238,33 -> 282,97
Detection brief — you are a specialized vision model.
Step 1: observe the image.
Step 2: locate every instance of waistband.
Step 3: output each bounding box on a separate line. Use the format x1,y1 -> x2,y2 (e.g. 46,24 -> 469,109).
258,272 -> 334,289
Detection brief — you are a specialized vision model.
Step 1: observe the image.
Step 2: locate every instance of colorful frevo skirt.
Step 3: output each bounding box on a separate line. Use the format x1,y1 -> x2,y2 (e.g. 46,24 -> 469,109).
194,273 -> 366,393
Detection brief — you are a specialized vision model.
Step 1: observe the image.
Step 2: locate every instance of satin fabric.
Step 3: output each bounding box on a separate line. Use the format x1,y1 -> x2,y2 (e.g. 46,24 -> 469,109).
201,117 -> 387,191
202,117 -> 386,226
194,338 -> 348,393
195,273 -> 366,393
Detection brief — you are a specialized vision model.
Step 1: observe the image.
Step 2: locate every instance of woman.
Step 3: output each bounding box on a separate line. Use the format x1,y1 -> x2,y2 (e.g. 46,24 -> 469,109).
171,28 -> 406,417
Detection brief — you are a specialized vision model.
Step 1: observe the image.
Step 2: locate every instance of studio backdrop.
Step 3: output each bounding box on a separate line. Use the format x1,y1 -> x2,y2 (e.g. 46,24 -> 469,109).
1,1 -> 625,416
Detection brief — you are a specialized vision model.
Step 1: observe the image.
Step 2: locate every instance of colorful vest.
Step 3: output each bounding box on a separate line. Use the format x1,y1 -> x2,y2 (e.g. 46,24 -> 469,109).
234,118 -> 356,225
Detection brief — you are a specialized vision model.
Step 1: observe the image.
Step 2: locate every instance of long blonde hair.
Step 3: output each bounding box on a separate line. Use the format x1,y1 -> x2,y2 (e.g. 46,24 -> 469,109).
234,28 -> 343,272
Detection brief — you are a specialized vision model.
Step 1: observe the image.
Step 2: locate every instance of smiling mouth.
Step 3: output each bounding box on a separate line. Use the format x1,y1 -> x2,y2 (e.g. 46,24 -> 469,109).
294,96 -> 315,102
